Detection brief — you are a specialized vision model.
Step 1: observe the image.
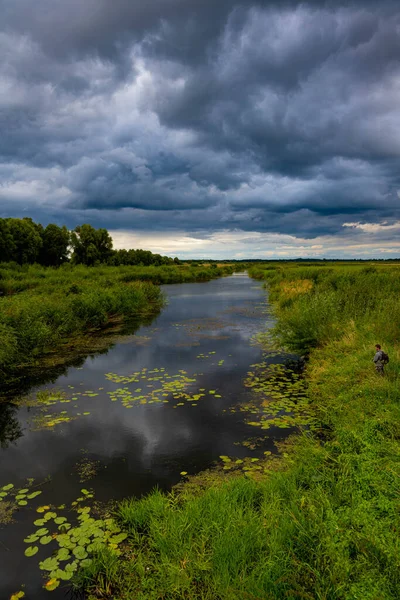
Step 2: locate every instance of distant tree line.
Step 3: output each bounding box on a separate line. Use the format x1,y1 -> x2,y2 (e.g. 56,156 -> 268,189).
0,218 -> 180,267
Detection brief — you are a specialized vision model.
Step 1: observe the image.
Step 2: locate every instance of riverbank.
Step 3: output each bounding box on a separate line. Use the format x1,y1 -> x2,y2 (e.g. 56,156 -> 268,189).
77,264 -> 400,599
0,263 -> 236,390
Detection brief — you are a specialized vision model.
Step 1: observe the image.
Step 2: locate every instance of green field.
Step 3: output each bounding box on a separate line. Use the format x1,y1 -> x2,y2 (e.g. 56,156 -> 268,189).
75,262 -> 400,599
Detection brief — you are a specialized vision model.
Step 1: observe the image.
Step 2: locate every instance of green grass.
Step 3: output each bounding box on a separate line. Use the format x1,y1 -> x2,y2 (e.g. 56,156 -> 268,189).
0,262 -> 236,296
76,263 -> 400,599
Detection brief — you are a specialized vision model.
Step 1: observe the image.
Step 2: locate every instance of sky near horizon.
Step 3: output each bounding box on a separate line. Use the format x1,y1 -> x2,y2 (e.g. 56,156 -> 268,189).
1,0 -> 400,259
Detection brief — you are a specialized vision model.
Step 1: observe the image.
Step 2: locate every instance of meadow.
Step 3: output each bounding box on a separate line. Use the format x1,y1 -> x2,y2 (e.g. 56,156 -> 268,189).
76,262 -> 400,599
0,262 -> 235,389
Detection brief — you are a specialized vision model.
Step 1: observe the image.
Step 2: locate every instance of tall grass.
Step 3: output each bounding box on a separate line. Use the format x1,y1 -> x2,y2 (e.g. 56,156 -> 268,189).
248,263 -> 400,353
77,263 -> 400,599
0,262 -> 236,296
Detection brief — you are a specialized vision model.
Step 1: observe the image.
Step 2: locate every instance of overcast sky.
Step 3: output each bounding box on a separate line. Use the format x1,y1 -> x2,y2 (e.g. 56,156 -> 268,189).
1,0 -> 400,258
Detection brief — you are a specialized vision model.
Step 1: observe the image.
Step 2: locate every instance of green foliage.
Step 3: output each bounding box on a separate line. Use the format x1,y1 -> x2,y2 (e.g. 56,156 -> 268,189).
249,263 -> 400,353
0,216 -> 183,268
0,481 -> 42,524
3,218 -> 43,264
0,266 -> 163,386
19,489 -> 129,593
70,224 -> 113,266
40,224 -> 70,266
0,218 -> 16,262
78,263 -> 400,599
110,247 -> 175,267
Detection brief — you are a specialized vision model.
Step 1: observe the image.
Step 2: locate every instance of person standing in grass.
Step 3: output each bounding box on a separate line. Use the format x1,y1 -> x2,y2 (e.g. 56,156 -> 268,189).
373,344 -> 388,375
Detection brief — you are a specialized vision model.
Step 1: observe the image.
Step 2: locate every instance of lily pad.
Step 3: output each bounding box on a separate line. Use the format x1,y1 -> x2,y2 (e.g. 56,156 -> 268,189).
39,557 -> 59,572
80,558 -> 93,568
108,532 -> 128,544
2,484 -> 14,491
24,534 -> 39,543
58,570 -> 74,581
73,546 -> 88,560
25,546 -> 39,557
27,491 -> 42,500
44,579 -> 60,591
56,548 -> 71,561
44,511 -> 57,520
40,536 -> 53,545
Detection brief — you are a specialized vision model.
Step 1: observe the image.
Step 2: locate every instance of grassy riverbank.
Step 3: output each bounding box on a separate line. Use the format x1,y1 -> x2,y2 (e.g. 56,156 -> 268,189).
0,263 -> 235,389
77,264 -> 400,599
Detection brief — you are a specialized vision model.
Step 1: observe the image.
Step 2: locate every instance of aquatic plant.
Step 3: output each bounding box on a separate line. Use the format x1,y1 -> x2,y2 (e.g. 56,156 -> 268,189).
240,361 -> 314,431
10,592 -> 25,600
0,481 -> 43,524
74,454 -> 101,483
105,367 -> 219,408
22,489 -> 128,592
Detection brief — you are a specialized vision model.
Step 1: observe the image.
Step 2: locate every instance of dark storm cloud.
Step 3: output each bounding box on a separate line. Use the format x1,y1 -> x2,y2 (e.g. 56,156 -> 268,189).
1,0 -> 400,255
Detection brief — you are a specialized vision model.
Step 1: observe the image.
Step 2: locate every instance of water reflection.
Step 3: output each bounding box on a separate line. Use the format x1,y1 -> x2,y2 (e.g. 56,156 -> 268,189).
1,313 -> 161,399
0,274 -> 286,599
0,403 -> 23,449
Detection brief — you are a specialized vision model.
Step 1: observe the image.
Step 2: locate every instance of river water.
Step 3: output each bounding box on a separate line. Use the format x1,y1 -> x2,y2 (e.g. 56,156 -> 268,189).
0,273 -> 290,599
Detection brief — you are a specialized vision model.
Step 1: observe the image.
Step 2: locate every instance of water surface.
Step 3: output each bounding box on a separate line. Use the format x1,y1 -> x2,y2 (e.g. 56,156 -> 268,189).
0,274 -> 289,599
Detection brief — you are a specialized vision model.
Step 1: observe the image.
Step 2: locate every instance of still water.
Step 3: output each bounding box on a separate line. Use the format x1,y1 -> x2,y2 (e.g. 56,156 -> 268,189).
0,274 -> 289,599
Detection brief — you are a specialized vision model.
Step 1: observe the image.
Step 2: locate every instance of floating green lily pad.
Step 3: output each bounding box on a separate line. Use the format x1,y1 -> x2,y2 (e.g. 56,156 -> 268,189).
25,546 -> 39,557
39,557 -> 59,572
73,546 -> 88,560
40,535 -> 53,545
24,534 -> 39,543
27,491 -> 42,500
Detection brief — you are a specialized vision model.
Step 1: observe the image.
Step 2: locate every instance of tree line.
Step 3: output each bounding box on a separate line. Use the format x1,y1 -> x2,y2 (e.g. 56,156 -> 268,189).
0,218 -> 180,266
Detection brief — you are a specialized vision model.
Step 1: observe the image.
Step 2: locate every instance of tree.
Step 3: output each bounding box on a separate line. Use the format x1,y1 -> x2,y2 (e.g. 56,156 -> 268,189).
40,224 -> 70,266
6,218 -> 43,264
70,224 -> 113,265
0,219 -> 16,262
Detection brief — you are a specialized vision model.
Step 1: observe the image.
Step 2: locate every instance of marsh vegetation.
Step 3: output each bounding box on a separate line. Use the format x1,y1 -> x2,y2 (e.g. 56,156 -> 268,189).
75,263 -> 400,600
1,264 -> 399,599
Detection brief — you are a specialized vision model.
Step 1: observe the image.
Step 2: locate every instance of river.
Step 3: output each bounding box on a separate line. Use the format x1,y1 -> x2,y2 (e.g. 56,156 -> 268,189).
0,273 -> 292,599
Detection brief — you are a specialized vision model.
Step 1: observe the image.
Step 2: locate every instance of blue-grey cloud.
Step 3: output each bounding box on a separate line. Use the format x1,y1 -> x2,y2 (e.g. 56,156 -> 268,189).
0,0 -> 400,256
